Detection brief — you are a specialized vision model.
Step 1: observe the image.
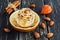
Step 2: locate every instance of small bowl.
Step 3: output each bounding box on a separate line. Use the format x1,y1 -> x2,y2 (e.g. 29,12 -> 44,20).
9,8 -> 40,32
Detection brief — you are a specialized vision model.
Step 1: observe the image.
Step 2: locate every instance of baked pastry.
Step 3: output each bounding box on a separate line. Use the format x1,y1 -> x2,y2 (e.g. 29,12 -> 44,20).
9,8 -> 40,32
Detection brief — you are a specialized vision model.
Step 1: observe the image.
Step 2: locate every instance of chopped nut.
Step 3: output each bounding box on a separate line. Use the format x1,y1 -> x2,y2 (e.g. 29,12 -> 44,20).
41,23 -> 46,29
46,32 -> 54,38
49,21 -> 54,26
18,14 -> 20,16
44,17 -> 51,21
34,32 -> 40,38
4,28 -> 10,33
30,4 -> 36,8
24,9 -> 30,13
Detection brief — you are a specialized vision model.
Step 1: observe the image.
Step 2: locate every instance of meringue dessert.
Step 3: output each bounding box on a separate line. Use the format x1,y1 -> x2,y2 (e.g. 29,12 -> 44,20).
9,8 -> 40,32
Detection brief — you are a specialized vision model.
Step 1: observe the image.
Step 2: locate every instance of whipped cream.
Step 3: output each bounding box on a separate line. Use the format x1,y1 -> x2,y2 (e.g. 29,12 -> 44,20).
15,8 -> 36,27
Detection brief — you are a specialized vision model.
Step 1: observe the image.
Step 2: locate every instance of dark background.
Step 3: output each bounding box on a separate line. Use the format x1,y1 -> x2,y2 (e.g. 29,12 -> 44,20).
0,0 -> 60,40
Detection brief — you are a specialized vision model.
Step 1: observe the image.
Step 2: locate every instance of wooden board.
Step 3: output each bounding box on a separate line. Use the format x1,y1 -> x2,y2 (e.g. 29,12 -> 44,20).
0,0 -> 60,40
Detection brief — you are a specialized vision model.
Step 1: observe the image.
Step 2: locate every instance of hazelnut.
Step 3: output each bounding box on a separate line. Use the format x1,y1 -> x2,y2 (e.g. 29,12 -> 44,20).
41,23 -> 46,29
34,32 -> 40,38
30,4 -> 36,8
44,17 -> 51,21
4,28 -> 10,33
46,32 -> 54,38
49,21 -> 54,26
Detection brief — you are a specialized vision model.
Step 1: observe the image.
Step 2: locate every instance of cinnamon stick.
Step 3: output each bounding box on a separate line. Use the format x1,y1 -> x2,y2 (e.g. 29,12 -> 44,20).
5,1 -> 20,14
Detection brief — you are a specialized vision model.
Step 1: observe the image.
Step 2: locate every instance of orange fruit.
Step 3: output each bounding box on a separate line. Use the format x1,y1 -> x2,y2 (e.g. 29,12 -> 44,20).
41,5 -> 52,14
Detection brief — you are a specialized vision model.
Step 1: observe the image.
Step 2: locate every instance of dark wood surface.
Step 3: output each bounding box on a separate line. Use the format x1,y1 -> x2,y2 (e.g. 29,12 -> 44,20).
0,0 -> 60,40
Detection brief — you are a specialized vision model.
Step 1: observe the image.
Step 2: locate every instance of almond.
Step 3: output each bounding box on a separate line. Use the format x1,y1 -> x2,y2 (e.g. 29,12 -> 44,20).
4,28 -> 10,33
44,17 -> 51,21
41,23 -> 46,29
49,21 -> 54,26
46,32 -> 54,38
30,4 -> 36,8
34,32 -> 40,38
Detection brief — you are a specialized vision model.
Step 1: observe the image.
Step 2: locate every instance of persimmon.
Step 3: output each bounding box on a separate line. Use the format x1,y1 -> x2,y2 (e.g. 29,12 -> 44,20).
41,5 -> 52,14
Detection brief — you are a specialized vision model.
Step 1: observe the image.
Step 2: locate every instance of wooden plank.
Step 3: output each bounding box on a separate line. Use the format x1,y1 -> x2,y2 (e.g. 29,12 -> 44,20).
18,0 -> 48,40
0,0 -> 20,40
6,0 -> 21,40
44,0 -> 60,40
0,15 -> 5,40
43,0 -> 52,40
49,0 -> 60,40
17,0 -> 26,40
18,0 -> 30,40
1,0 -> 60,40
0,0 -> 8,40
30,0 -> 48,40
0,0 -> 6,39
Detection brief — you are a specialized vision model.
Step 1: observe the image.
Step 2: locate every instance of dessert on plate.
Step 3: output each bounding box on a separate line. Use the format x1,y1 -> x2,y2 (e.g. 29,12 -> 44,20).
9,8 -> 40,32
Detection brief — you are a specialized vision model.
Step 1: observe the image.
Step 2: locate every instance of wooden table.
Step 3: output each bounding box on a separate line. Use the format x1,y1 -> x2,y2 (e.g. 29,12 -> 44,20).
0,0 -> 60,40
